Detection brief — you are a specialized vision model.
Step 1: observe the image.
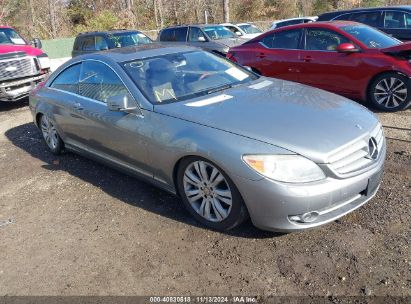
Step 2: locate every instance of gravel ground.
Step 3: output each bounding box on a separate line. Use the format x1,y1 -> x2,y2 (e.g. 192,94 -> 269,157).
0,100 -> 410,299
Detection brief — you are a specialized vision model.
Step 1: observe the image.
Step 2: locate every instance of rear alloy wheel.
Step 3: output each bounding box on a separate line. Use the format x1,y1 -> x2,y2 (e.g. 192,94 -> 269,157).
368,73 -> 411,111
40,114 -> 64,154
177,157 -> 248,231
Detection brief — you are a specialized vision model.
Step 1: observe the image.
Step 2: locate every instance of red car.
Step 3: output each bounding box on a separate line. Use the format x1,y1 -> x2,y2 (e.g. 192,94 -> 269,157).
227,21 -> 411,111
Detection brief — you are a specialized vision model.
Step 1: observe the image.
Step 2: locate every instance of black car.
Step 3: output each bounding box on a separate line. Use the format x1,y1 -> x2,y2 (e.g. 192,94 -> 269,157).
72,29 -> 152,57
157,24 -> 245,56
318,6 -> 411,41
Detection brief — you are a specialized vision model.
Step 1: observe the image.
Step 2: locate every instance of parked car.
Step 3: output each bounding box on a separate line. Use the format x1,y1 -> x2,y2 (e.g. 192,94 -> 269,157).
269,16 -> 317,30
227,21 -> 411,111
158,24 -> 245,56
72,29 -> 152,57
221,22 -> 263,39
318,6 -> 411,41
0,26 -> 50,102
30,44 -> 385,232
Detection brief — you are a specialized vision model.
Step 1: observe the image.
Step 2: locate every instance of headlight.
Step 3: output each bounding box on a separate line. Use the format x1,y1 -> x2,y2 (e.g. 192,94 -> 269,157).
37,54 -> 50,69
243,154 -> 326,183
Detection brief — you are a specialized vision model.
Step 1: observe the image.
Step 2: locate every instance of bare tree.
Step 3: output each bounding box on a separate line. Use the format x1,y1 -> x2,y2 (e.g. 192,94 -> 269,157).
223,0 -> 229,22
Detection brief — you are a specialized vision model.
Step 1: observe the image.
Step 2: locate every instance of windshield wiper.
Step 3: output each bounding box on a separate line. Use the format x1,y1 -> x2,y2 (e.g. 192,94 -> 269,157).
206,84 -> 232,95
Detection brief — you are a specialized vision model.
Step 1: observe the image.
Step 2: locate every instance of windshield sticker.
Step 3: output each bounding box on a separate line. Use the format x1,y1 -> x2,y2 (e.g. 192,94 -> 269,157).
249,80 -> 272,90
225,67 -> 248,81
185,94 -> 233,107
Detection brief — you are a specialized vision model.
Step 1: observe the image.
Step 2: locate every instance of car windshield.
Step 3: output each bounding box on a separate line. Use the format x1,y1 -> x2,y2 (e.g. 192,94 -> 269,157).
107,32 -> 152,48
340,25 -> 401,48
238,24 -> 262,34
0,28 -> 26,45
122,50 -> 257,104
203,26 -> 236,40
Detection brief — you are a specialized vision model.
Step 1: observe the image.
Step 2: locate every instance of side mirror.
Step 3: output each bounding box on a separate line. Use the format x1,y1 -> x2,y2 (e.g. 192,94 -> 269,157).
198,36 -> 206,42
235,31 -> 242,36
31,38 -> 42,49
107,93 -> 138,112
337,43 -> 359,53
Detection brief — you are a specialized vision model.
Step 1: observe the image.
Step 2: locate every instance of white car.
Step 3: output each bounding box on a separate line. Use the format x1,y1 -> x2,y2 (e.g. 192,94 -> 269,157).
269,16 -> 318,30
221,23 -> 263,40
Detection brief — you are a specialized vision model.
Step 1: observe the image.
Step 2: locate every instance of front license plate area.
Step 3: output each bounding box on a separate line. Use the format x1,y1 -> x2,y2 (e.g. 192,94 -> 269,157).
366,168 -> 384,196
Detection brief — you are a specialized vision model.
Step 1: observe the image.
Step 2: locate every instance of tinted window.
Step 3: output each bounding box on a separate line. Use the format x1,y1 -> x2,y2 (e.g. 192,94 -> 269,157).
160,29 -> 173,41
79,61 -> 128,103
81,36 -> 95,51
95,36 -> 108,50
188,27 -> 206,41
305,29 -> 350,51
384,11 -> 411,29
334,13 -> 352,21
350,12 -> 381,27
50,64 -> 81,94
261,29 -> 302,49
174,27 -> 188,42
341,24 -> 401,48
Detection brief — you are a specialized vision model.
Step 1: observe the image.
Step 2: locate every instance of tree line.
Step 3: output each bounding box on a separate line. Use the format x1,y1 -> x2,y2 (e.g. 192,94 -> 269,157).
0,0 -> 409,39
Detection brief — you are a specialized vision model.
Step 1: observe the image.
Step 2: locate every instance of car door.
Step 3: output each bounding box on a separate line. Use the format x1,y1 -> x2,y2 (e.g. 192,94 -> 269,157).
383,10 -> 411,41
48,63 -> 87,143
72,60 -> 152,177
296,27 -> 364,97
251,28 -> 303,82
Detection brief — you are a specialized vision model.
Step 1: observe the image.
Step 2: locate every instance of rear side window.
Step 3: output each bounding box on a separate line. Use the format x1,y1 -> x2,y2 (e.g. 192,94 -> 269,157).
160,29 -> 173,41
50,64 -> 81,94
384,11 -> 411,29
81,36 -> 95,51
261,29 -> 302,49
349,12 -> 381,27
95,36 -> 108,50
79,61 -> 128,103
173,27 -> 188,42
334,13 -> 352,21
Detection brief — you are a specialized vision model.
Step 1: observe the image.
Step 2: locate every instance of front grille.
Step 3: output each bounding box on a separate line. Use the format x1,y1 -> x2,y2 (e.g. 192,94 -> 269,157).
327,124 -> 384,175
0,57 -> 38,82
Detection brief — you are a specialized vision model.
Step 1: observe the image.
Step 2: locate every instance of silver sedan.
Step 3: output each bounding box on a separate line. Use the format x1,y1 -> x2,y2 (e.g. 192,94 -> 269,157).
29,45 -> 386,232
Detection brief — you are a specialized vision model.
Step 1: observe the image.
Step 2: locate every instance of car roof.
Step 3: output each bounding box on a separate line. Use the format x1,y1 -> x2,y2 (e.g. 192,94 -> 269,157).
0,26 -> 13,29
270,20 -> 362,30
319,5 -> 411,17
162,24 -> 226,29
76,29 -> 142,37
73,43 -> 199,63
272,16 -> 317,23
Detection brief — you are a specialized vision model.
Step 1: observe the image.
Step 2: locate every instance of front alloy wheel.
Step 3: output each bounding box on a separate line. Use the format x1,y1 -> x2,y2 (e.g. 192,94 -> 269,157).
369,73 -> 411,111
177,157 -> 248,230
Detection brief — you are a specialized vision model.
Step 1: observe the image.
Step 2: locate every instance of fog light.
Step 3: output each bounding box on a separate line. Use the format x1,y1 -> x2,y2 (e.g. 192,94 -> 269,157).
289,211 -> 319,223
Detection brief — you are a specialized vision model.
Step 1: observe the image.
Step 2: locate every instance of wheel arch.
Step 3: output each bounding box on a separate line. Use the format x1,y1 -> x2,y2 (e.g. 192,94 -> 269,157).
365,70 -> 409,100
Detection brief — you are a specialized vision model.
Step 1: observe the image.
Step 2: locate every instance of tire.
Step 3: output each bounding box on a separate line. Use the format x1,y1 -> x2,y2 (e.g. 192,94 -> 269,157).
177,156 -> 249,231
39,114 -> 64,154
368,72 -> 411,112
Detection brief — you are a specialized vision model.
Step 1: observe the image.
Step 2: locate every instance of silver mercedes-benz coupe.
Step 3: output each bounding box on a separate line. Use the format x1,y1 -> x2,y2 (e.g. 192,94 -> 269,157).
29,44 -> 386,232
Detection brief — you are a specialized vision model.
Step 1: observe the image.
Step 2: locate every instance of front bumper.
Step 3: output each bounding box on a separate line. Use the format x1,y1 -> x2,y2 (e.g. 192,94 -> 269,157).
0,73 -> 49,102
235,141 -> 386,232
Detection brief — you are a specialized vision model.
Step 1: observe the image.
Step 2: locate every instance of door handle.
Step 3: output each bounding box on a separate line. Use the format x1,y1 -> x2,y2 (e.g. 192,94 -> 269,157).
302,56 -> 313,62
72,102 -> 83,110
256,53 -> 266,59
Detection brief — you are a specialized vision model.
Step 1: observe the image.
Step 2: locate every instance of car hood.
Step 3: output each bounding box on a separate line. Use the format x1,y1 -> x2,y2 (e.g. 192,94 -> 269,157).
381,41 -> 411,55
215,38 -> 245,47
155,78 -> 379,163
0,44 -> 44,56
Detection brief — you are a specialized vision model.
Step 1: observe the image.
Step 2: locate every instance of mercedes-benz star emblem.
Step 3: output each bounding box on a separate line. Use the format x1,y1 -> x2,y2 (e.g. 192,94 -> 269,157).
367,137 -> 378,160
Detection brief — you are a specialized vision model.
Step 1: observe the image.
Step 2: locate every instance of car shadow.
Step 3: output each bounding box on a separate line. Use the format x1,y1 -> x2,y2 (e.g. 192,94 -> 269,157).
5,122 -> 281,239
0,98 -> 28,112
